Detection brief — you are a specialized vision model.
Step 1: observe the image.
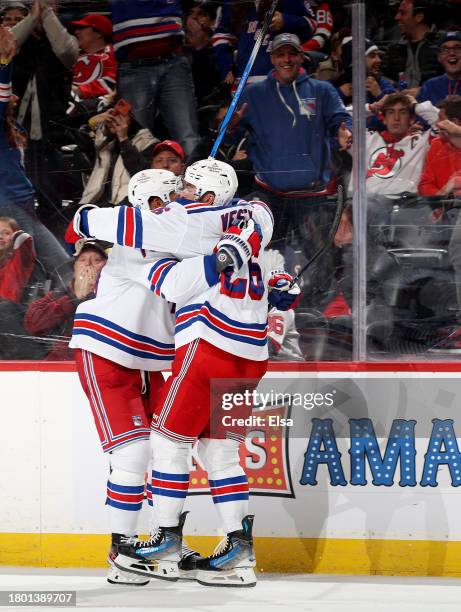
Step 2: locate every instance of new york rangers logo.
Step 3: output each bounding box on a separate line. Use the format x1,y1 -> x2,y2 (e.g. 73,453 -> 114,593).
300,98 -> 316,117
367,146 -> 405,179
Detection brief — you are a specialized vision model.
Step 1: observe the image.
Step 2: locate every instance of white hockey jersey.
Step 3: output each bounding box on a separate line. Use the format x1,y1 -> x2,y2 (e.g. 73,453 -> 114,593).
77,198 -> 274,361
348,101 -> 439,195
69,245 -> 220,370
69,245 -> 175,370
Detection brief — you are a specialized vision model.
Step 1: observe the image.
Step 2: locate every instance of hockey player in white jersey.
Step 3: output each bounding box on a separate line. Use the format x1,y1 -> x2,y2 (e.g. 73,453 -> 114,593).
73,158 -> 301,587
70,168 -> 254,585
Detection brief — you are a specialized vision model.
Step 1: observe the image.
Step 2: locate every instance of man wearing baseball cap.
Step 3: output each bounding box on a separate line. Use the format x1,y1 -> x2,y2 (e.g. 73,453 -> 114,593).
151,140 -> 185,176
231,31 -> 351,313
337,37 -> 396,126
70,13 -> 112,41
418,31 -> 461,105
39,7 -> 116,101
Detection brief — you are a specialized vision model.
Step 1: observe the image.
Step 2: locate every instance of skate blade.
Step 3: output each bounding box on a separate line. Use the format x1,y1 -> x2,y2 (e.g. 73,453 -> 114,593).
107,559 -> 150,586
196,567 -> 257,588
113,553 -> 179,582
178,567 -> 197,581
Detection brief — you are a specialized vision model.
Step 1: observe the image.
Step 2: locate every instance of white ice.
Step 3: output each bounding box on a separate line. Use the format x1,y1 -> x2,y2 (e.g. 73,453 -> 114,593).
1,568 -> 461,612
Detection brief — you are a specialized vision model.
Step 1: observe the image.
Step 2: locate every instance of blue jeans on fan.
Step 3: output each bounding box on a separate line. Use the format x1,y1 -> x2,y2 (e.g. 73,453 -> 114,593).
117,55 -> 199,157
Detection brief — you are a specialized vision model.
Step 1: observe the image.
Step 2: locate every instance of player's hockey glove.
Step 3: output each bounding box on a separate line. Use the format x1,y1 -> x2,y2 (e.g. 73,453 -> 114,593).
215,218 -> 262,272
267,270 -> 301,311
73,204 -> 99,238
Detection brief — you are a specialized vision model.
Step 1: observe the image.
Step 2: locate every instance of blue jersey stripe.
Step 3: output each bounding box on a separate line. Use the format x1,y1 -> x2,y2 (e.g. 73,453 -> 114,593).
177,301 -> 267,331
74,313 -> 175,349
152,471 -> 189,482
209,475 -> 248,487
134,207 -> 143,248
116,206 -> 125,245
212,493 -> 249,504
73,329 -> 175,360
106,499 -> 143,511
107,482 -> 145,494
151,488 -> 188,499
175,316 -> 267,347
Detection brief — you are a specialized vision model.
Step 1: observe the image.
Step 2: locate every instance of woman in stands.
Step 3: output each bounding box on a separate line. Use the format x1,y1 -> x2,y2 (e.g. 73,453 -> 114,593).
0,216 -> 35,303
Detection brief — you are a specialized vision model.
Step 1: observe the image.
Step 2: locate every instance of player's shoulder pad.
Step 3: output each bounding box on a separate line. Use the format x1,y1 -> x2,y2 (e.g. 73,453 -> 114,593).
246,199 -> 274,227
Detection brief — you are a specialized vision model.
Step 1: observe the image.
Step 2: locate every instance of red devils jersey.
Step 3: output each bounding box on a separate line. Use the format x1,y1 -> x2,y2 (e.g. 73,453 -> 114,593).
73,45 -> 117,99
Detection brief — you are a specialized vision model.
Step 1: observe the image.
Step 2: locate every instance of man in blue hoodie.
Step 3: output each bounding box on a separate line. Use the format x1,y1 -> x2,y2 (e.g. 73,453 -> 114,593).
234,33 -> 352,274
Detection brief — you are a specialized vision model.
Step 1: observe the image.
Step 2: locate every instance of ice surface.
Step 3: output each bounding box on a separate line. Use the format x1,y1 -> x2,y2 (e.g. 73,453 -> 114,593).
1,568 -> 461,612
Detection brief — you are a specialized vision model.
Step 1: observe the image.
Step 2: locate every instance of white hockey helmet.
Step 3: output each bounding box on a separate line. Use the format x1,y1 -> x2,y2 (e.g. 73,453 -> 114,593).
182,157 -> 238,206
128,169 -> 177,210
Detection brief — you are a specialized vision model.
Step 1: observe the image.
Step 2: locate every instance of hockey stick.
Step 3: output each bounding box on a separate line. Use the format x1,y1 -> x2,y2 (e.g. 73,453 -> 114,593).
213,0 -> 278,272
292,181 -> 346,285
209,0 -> 278,159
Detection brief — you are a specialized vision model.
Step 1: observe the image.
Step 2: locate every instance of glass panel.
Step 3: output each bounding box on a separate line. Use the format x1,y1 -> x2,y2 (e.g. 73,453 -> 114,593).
1,1 -> 459,362
362,1 -> 461,360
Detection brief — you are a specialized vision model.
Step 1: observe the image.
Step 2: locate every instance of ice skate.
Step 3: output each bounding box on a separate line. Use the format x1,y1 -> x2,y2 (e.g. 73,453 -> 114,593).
196,515 -> 257,587
107,535 -> 150,586
113,513 -> 188,581
178,542 -> 206,580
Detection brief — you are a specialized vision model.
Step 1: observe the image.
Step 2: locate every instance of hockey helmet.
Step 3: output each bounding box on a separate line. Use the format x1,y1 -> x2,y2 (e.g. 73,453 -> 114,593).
181,157 -> 238,206
128,169 -> 177,211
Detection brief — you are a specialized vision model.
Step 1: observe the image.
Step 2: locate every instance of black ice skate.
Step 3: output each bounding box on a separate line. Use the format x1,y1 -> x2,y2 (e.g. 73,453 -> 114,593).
196,515 -> 257,587
178,542 -> 206,580
113,513 -> 188,581
107,534 -> 150,586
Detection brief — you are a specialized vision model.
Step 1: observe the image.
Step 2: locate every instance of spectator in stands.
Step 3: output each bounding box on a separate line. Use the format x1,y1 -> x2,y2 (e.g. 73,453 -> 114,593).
313,28 -> 349,82
150,140 -> 185,176
423,97 -> 461,352
0,216 -> 35,304
436,116 -> 461,147
80,105 -> 158,205
351,93 -> 439,197
302,1 -> 334,56
417,31 -> 461,106
0,26 -> 70,276
212,0 -> 317,88
418,96 -> 461,195
338,38 -> 396,107
337,36 -> 396,130
110,0 -> 199,156
382,0 -> 442,95
37,7 -> 116,117
189,97 -> 254,195
234,33 -> 352,253
11,2 -> 76,224
0,1 -> 28,28
184,1 -> 221,106
24,238 -> 108,360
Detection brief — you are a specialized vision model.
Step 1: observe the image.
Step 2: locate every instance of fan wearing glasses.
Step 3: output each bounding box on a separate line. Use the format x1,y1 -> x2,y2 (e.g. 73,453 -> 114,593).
418,31 -> 461,105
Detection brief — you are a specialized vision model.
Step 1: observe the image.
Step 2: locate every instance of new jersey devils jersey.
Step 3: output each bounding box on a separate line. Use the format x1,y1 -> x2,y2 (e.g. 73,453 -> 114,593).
349,100 -> 439,195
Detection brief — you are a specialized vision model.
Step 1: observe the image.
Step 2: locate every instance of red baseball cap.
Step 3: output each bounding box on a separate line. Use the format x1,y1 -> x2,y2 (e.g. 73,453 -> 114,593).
152,140 -> 185,161
70,13 -> 112,39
